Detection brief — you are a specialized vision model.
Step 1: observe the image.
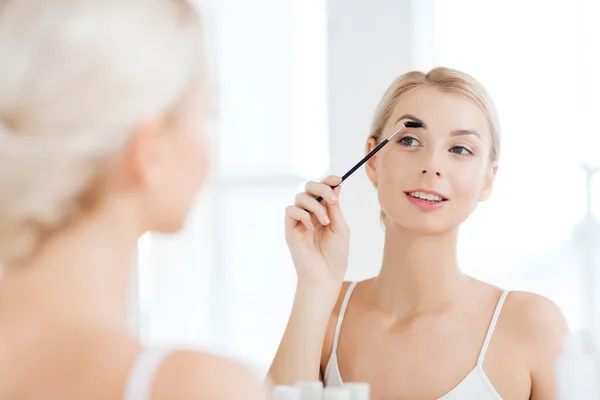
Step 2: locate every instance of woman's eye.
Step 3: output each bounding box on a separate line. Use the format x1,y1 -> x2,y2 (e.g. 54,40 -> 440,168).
398,136 -> 421,147
449,146 -> 473,155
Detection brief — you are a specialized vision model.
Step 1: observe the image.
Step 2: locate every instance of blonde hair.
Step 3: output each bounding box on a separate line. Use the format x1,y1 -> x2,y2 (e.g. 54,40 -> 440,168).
370,67 -> 500,159
370,67 -> 501,223
0,0 -> 205,265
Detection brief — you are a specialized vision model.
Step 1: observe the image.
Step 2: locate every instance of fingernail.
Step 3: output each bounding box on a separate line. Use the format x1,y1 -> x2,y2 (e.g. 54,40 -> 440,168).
309,222 -> 315,230
330,194 -> 338,202
323,216 -> 330,224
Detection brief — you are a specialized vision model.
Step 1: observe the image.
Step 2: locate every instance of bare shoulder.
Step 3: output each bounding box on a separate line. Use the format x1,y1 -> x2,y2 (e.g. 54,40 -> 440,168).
502,291 -> 568,338
152,350 -> 268,400
499,291 -> 569,397
502,291 -> 569,362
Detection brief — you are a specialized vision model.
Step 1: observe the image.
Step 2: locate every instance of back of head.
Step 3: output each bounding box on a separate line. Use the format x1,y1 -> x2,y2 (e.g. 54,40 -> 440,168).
0,0 -> 205,266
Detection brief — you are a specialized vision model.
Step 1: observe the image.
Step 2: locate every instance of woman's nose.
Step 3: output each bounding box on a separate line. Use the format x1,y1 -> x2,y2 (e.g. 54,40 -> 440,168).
421,169 -> 441,177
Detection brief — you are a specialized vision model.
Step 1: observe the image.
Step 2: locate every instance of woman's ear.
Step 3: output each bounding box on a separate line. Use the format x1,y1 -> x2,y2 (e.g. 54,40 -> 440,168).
115,117 -> 167,191
365,136 -> 379,185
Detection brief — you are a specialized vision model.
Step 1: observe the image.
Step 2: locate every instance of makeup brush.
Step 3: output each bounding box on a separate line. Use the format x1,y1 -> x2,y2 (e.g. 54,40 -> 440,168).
316,120 -> 423,202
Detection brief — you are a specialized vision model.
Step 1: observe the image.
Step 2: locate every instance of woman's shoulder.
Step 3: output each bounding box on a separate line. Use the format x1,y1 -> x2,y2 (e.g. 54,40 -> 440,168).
498,290 -> 569,392
501,290 -> 568,337
0,324 -> 267,399
470,279 -> 567,339
64,333 -> 267,400
148,349 -> 267,400
505,290 -> 568,336
459,279 -> 568,357
494,289 -> 569,373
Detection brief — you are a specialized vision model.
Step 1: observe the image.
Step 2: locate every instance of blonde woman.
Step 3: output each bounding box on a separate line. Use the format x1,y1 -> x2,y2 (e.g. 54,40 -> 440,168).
0,1 -> 266,399
270,67 -> 568,399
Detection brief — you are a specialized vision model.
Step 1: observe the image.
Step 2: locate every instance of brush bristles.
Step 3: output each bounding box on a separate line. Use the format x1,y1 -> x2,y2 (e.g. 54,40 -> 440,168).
404,121 -> 423,128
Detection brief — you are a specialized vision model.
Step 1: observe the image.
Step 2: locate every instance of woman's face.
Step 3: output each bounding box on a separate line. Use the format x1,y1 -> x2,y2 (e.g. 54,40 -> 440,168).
366,86 -> 497,234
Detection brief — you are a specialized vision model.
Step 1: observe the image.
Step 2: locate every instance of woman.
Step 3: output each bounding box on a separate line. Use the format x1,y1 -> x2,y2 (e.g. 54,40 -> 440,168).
269,67 -> 568,399
0,0 -> 266,398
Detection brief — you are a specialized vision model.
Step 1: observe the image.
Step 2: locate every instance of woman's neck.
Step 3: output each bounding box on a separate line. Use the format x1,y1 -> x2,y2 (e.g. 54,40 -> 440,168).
371,221 -> 470,318
1,205 -> 142,332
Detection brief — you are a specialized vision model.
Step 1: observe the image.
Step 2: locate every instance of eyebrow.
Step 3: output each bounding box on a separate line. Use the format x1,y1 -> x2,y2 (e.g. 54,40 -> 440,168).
395,114 -> 481,139
394,114 -> 426,128
450,129 -> 481,139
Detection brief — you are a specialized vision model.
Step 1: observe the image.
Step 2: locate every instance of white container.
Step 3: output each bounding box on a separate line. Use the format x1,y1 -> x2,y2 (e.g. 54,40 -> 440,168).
295,381 -> 323,400
273,385 -> 302,400
555,331 -> 600,399
343,382 -> 370,400
323,387 -> 351,400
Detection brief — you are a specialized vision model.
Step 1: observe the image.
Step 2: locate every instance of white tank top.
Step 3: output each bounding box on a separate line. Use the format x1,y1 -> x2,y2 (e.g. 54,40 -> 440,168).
324,282 -> 510,400
123,347 -> 173,400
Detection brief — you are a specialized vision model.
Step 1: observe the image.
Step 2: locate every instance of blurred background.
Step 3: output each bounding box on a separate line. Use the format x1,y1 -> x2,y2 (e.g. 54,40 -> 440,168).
129,0 -> 600,375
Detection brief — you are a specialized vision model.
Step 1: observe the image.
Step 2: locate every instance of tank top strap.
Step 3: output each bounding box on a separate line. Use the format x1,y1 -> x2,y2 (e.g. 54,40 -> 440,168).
123,347 -> 174,400
331,281 -> 358,355
477,290 -> 510,366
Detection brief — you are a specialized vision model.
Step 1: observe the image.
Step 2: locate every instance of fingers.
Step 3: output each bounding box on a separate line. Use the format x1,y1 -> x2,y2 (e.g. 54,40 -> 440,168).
321,175 -> 343,189
285,176 -> 347,234
294,192 -> 329,225
324,185 -> 346,233
285,206 -> 314,231
305,176 -> 342,204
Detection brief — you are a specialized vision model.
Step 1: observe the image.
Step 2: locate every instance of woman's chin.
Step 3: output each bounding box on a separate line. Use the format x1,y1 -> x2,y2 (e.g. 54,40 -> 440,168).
385,215 -> 461,236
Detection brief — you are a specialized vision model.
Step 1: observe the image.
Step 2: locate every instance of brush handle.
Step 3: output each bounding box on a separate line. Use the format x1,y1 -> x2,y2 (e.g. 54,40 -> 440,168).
316,137 -> 391,202
313,121 -> 421,203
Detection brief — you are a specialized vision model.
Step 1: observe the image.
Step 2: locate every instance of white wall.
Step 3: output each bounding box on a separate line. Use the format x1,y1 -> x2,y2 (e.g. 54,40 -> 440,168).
327,0 -> 420,280
429,0 -> 600,334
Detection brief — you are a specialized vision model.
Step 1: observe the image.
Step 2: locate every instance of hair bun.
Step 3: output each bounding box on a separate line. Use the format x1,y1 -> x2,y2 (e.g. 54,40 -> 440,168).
0,118 -> 103,266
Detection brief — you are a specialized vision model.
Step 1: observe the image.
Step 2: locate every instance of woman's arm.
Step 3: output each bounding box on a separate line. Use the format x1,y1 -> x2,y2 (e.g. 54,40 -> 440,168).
267,282 -> 341,385
268,177 -> 350,385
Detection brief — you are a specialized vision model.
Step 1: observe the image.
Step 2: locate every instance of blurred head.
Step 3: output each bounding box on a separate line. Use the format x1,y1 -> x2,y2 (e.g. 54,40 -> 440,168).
0,0 -> 209,266
365,67 -> 500,234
